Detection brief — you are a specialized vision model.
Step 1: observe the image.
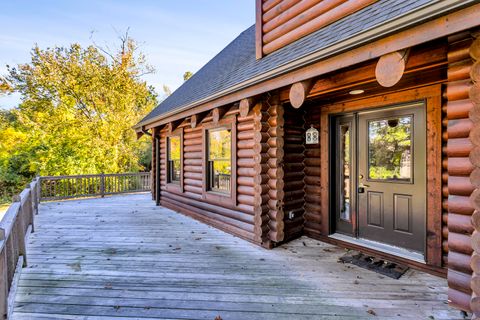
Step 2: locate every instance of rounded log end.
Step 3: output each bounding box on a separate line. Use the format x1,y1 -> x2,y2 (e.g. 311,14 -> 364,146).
289,82 -> 308,109
190,115 -> 197,128
470,84 -> 480,105
375,51 -> 406,88
470,38 -> 480,61
239,98 -> 252,118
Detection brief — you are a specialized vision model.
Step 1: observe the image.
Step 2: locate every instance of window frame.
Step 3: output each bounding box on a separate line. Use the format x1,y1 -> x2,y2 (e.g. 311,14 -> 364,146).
202,117 -> 237,206
166,129 -> 184,192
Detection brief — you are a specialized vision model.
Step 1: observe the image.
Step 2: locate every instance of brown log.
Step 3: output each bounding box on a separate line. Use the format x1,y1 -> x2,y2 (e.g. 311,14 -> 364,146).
183,137 -> 202,146
212,106 -> 230,124
448,118 -> 473,139
470,84 -> 480,104
237,120 -> 254,132
239,98 -> 257,118
444,79 -> 472,101
448,270 -> 472,293
446,138 -> 473,157
448,212 -> 474,234
262,0 -> 300,22
184,151 -> 202,159
253,174 -> 269,185
238,176 -> 255,187
375,50 -> 409,87
448,60 -> 473,82
237,139 -> 255,150
238,158 -> 255,168
184,172 -> 202,180
448,39 -> 473,63
263,0 -> 375,54
184,158 -> 202,166
445,157 -> 474,176
449,232 -> 473,255
184,178 -> 202,188
448,251 -> 472,274
183,144 -> 202,152
237,167 -> 255,177
238,131 -> 255,140
446,99 -> 474,120
448,176 -> 475,196
190,112 -> 208,129
448,195 -> 475,215
289,80 -> 313,108
449,288 -> 472,312
470,37 -> 480,61
238,148 -> 255,158
263,0 -> 344,33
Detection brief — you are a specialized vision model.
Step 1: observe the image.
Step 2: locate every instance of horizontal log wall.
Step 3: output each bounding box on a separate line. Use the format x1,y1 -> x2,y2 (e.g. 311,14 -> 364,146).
264,95 -> 285,243
303,106 -> 322,238
445,32 -> 476,312
157,114 -> 259,244
258,0 -> 377,56
283,104 -> 305,241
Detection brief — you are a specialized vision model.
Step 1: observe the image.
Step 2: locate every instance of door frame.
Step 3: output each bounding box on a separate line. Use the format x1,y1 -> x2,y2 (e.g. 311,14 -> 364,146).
320,85 -> 442,267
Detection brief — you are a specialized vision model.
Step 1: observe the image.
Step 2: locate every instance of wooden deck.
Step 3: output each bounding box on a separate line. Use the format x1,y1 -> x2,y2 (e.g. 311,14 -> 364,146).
12,193 -> 463,319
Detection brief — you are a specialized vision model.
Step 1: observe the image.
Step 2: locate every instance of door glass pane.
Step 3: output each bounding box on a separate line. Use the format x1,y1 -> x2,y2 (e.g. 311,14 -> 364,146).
208,128 -> 231,193
368,115 -> 412,182
168,136 -> 181,183
339,124 -> 351,221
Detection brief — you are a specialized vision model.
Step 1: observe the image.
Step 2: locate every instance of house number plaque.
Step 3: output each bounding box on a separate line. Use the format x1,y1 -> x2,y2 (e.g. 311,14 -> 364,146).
306,125 -> 319,144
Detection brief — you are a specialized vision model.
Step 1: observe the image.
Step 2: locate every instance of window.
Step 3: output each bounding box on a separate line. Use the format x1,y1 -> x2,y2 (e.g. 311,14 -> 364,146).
167,136 -> 181,184
368,115 -> 412,182
207,128 -> 231,193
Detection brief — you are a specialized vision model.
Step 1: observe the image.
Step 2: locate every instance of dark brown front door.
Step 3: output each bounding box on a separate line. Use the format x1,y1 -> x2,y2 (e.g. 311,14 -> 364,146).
332,102 -> 426,254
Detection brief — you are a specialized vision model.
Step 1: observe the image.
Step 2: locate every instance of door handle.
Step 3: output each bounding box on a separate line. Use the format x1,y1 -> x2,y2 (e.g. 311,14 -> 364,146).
359,183 -> 370,188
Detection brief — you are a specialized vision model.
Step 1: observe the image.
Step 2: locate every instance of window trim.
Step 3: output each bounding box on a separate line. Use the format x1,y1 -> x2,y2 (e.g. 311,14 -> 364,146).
166,129 -> 184,192
202,117 -> 237,206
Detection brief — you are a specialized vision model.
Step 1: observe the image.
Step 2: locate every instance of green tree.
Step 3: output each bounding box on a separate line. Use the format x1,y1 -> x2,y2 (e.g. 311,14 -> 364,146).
0,35 -> 157,202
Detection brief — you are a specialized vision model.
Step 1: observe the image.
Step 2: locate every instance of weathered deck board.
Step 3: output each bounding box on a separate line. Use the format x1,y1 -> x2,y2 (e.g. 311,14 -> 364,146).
12,194 -> 463,319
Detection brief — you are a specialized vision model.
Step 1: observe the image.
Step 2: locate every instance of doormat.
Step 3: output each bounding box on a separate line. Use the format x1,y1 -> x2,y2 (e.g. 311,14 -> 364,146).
339,252 -> 409,279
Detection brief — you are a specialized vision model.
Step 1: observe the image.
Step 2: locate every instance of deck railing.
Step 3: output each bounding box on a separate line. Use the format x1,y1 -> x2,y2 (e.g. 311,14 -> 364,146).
39,172 -> 151,201
0,177 -> 40,319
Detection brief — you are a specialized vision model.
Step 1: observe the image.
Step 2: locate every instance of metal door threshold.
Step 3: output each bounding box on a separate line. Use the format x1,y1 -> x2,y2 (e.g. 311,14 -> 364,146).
329,233 -> 425,264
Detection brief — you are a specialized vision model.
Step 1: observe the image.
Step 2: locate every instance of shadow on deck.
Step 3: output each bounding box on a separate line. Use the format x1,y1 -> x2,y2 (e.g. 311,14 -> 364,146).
12,193 -> 463,319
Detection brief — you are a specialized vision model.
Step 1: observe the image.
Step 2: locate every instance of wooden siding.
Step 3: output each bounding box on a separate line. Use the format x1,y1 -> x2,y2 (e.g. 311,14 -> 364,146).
156,112 -> 259,244
283,105 -> 306,241
445,32 -> 476,312
257,0 -> 377,56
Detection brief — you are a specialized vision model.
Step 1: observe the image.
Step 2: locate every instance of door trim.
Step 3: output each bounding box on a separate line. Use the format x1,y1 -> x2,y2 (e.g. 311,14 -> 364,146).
320,85 -> 442,267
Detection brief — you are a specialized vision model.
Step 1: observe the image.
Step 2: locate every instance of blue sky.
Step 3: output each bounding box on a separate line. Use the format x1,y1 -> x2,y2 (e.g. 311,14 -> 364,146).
0,1 -> 254,109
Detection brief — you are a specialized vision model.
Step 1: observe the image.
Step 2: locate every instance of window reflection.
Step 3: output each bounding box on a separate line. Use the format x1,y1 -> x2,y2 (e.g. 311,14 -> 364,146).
368,116 -> 412,181
208,128 -> 231,193
167,136 -> 181,183
340,124 -> 351,221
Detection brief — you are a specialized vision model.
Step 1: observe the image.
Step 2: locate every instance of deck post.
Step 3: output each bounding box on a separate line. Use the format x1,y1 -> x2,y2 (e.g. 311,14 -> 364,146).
100,173 -> 105,198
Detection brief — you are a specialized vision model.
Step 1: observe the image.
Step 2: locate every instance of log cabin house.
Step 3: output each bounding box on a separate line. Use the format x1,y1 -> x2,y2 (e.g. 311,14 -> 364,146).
135,0 -> 480,315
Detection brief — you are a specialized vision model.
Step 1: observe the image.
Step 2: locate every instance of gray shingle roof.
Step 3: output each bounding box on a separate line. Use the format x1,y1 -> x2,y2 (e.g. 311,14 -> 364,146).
138,0 -> 440,125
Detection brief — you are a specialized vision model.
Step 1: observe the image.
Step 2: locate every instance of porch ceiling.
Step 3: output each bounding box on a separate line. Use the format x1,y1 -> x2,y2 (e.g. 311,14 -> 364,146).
13,194 -> 461,319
